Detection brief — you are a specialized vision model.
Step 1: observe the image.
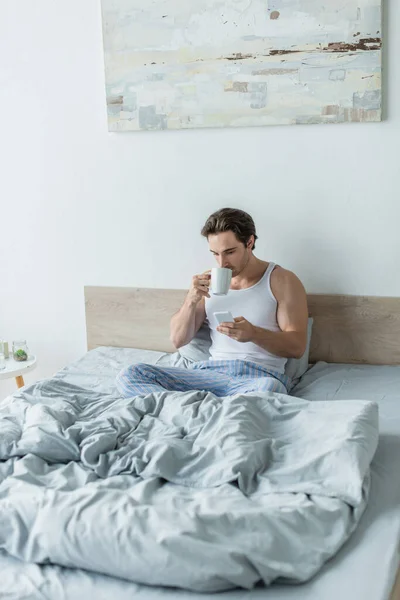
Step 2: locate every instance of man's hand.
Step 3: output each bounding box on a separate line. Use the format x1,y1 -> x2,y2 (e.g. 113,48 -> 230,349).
187,271 -> 211,305
217,316 -> 255,343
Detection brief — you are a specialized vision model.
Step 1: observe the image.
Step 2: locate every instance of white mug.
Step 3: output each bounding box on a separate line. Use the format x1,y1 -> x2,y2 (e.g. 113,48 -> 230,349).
211,267 -> 232,296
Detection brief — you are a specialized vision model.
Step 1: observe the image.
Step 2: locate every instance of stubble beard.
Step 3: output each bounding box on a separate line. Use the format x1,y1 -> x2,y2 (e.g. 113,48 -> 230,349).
232,251 -> 251,278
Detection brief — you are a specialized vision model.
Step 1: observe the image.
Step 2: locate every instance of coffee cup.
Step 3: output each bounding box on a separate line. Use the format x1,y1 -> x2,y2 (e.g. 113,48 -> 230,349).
211,267 -> 232,296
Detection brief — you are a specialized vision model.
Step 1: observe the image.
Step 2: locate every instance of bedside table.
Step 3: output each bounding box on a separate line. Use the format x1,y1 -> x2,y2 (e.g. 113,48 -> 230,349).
0,355 -> 37,388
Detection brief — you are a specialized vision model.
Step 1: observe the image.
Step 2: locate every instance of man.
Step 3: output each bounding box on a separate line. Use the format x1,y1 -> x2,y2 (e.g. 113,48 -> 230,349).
117,208 -> 308,398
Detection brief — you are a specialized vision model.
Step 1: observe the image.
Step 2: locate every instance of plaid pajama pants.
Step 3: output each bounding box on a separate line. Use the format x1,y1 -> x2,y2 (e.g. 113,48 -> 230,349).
116,359 -> 290,398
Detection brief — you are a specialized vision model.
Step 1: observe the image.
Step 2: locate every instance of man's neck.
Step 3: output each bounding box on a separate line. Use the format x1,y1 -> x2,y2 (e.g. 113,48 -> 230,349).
231,256 -> 269,290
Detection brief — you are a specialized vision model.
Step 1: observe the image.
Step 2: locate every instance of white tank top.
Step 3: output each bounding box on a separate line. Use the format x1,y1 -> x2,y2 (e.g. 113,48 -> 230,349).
205,262 -> 287,374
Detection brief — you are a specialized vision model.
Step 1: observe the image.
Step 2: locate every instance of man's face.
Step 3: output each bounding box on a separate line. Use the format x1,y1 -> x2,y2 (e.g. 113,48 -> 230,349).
208,231 -> 253,277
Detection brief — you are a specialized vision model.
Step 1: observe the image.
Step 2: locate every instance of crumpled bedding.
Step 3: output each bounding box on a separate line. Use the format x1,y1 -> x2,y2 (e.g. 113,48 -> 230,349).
0,349 -> 379,592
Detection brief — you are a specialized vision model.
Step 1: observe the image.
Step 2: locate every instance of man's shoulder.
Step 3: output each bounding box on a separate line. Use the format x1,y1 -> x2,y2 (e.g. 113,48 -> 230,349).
270,265 -> 305,298
271,265 -> 299,284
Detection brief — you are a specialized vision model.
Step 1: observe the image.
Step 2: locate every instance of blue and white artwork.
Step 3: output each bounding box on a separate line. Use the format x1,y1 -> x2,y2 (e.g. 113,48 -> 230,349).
101,0 -> 382,131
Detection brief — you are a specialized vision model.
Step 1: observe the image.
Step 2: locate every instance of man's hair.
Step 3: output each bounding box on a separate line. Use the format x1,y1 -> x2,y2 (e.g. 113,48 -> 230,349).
201,208 -> 258,250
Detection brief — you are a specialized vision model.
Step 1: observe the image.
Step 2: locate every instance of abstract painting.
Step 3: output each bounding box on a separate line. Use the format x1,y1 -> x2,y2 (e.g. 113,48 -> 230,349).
101,0 -> 382,131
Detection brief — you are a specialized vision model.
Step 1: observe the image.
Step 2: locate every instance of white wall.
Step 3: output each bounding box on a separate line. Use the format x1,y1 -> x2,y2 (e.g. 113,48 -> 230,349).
0,0 -> 399,398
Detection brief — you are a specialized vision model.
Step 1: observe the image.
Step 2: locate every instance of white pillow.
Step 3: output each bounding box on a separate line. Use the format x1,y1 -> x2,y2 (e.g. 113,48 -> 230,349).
178,322 -> 212,363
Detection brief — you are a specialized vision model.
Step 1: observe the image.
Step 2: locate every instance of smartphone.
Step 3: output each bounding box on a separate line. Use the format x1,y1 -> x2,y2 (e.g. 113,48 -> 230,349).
214,311 -> 234,325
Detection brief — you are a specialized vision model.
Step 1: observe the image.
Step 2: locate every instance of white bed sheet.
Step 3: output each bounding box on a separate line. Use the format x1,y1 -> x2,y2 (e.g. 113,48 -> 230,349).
1,351 -> 399,600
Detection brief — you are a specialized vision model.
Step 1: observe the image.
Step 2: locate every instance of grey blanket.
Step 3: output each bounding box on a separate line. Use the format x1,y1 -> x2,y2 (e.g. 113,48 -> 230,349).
0,373 -> 379,592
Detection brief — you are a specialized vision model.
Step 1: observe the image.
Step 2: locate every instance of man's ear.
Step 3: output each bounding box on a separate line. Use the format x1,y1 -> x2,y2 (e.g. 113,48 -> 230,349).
247,235 -> 254,249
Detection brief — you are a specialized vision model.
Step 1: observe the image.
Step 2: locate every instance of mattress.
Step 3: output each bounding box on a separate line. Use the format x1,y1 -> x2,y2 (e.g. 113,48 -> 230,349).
1,349 -> 399,600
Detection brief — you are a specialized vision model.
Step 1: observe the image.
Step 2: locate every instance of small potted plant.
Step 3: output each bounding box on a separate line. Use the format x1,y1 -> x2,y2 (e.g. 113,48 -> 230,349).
14,349 -> 28,361
13,341 -> 28,362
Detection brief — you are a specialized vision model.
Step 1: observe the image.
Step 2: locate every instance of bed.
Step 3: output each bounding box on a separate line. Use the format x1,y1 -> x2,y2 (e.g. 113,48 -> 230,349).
0,286 -> 399,600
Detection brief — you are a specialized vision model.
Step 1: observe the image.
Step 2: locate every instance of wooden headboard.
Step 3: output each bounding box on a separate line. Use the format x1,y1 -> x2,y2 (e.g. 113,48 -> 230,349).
84,286 -> 400,365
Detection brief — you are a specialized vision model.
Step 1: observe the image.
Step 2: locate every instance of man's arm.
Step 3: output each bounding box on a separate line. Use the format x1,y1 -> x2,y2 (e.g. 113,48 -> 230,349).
251,268 -> 308,358
217,268 -> 308,359
170,272 -> 209,348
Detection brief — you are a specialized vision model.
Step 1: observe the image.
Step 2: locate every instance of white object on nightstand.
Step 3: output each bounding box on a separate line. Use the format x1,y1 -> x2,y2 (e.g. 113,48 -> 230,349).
0,355 -> 37,389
